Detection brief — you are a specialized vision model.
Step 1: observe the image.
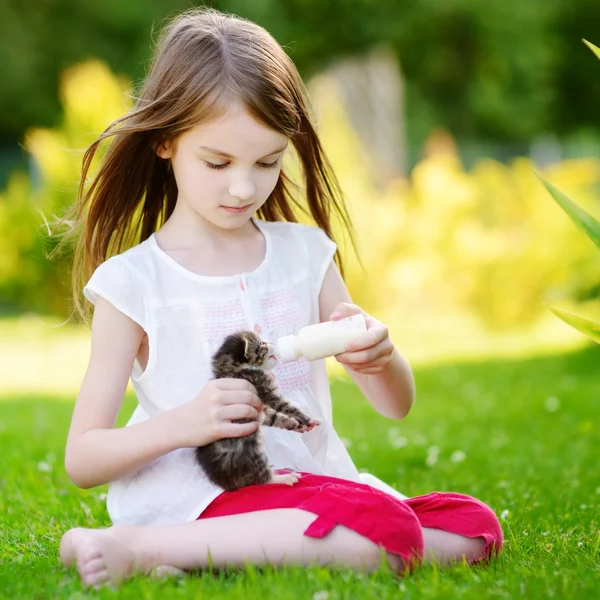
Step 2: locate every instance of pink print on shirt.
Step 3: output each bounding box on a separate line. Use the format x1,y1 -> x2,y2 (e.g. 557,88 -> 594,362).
197,300 -> 247,340
260,288 -> 303,330
260,288 -> 311,393
197,289 -> 312,393
274,358 -> 312,394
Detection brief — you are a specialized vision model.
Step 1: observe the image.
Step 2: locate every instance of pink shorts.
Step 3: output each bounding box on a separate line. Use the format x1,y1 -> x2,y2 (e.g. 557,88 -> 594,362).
197,471 -> 503,567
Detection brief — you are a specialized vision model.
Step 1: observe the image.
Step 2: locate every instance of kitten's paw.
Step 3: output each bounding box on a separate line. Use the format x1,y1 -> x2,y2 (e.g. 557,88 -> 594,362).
280,416 -> 302,430
299,418 -> 321,433
270,471 -> 302,486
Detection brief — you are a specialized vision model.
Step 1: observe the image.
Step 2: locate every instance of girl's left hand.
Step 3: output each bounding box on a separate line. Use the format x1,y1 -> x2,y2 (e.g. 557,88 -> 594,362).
330,303 -> 395,375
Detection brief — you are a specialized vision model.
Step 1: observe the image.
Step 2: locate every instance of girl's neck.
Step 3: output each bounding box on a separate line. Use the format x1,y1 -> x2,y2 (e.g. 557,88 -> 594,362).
157,204 -> 259,251
153,204 -> 267,278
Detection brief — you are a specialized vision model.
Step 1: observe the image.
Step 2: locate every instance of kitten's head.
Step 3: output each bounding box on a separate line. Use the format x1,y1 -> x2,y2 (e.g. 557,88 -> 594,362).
214,331 -> 278,371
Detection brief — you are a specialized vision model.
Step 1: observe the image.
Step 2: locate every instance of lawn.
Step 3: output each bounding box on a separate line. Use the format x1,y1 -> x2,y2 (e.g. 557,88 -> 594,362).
0,318 -> 599,598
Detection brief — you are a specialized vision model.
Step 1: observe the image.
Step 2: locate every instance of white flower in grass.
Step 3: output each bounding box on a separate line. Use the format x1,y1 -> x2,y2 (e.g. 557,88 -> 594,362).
500,510 -> 510,520
391,436 -> 407,449
388,427 -> 408,449
425,446 -> 439,467
388,427 -> 401,440
544,396 -> 560,412
37,461 -> 52,473
313,592 -> 329,600
450,450 -> 466,463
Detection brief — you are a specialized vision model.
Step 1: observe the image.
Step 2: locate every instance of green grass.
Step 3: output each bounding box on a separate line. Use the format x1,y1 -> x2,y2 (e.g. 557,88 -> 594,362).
1,338 -> 599,598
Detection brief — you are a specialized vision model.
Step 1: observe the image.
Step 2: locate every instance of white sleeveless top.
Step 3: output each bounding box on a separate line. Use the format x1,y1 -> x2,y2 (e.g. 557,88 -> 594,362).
84,219 -> 406,526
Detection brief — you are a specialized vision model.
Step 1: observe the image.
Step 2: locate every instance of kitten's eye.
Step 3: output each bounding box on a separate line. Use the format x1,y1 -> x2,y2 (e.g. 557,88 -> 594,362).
259,341 -> 267,347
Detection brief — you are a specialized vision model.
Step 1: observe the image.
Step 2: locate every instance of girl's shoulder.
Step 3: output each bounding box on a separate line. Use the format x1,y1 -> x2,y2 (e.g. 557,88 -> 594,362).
92,236 -> 156,278
258,220 -> 336,285
83,239 -> 155,329
259,219 -> 335,250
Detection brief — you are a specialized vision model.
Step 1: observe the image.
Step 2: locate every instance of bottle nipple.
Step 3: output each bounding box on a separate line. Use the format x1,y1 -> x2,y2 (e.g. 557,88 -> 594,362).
275,334 -> 298,363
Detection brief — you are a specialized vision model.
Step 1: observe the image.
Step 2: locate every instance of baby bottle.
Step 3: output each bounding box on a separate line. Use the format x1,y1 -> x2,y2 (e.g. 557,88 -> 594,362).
275,314 -> 367,363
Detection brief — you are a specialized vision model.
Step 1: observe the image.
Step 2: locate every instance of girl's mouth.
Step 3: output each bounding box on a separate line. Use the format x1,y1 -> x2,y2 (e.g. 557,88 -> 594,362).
221,204 -> 253,214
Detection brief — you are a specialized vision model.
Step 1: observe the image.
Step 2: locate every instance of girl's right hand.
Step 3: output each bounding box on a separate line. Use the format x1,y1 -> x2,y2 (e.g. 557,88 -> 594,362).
175,379 -> 262,448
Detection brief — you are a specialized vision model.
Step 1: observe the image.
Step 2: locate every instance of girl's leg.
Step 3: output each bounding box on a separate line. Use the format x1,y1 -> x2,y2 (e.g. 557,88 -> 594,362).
60,508 -> 403,588
405,492 -> 503,565
421,528 -> 485,565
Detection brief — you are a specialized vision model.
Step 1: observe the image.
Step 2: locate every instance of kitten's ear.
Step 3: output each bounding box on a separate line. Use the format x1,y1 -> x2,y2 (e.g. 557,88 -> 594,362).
243,335 -> 251,359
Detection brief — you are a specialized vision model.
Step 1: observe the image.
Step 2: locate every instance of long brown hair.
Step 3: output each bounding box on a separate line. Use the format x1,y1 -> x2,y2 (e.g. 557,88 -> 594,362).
59,7 -> 354,323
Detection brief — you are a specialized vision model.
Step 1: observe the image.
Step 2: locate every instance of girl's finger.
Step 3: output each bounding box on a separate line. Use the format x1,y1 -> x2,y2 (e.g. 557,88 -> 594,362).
336,350 -> 373,365
352,366 -> 386,375
344,326 -> 389,353
217,378 -> 258,393
336,345 -> 391,365
221,404 -> 259,422
221,390 -> 261,409
220,420 -> 259,438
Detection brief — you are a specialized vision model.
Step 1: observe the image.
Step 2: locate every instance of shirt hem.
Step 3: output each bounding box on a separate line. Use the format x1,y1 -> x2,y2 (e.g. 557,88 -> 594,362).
185,489 -> 226,522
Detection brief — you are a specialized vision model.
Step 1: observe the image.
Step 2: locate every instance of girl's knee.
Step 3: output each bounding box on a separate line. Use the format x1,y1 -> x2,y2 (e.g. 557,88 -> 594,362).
406,492 -> 503,561
439,493 -> 504,561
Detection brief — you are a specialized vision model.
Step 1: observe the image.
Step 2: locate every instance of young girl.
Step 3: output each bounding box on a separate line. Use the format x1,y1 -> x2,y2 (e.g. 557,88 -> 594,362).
58,7 -> 502,588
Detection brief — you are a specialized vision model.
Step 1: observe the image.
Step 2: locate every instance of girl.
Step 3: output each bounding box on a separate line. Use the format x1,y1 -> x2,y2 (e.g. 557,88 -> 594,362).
58,7 -> 502,589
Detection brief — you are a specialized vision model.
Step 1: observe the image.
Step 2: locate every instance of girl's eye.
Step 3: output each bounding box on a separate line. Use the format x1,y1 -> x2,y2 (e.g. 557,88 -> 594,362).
203,160 -> 280,170
204,161 -> 229,170
257,160 -> 280,169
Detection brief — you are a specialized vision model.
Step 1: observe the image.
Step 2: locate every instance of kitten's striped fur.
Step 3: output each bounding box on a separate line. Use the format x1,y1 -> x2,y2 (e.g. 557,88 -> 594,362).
194,331 -> 320,491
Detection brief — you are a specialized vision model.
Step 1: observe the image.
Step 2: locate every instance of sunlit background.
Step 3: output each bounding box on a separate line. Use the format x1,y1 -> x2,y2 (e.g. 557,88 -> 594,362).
0,1 -> 598,394
2,4 -> 600,596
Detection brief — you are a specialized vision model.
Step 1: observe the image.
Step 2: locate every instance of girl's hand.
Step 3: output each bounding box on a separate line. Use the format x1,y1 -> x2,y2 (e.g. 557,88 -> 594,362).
175,379 -> 261,448
330,303 -> 395,375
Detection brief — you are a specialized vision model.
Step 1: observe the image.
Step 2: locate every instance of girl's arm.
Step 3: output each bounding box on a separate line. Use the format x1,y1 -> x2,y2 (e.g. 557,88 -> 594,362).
318,262 -> 415,420
64,297 -> 188,488
65,298 -> 261,489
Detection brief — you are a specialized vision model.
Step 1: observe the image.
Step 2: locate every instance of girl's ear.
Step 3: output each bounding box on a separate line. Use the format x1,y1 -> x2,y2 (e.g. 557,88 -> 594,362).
155,140 -> 173,159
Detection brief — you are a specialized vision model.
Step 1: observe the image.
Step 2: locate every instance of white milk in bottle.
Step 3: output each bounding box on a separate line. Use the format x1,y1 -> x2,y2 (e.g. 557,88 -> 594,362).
275,314 -> 367,363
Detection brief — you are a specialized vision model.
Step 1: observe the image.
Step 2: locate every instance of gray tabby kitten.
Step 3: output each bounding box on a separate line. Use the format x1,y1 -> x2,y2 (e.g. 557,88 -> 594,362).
195,331 -> 320,491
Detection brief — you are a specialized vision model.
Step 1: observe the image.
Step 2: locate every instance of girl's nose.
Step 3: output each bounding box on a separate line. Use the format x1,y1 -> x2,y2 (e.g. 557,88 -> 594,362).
228,178 -> 256,202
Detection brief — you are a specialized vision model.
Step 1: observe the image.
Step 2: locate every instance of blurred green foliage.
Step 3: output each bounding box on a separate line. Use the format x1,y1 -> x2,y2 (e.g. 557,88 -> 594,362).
313,75 -> 600,330
1,0 -> 599,148
0,62 -> 130,317
1,61 -> 598,330
540,41 -> 600,344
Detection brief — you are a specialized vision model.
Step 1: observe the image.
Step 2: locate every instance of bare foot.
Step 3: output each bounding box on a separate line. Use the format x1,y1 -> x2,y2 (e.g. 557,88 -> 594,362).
151,565 -> 186,579
60,525 -> 179,588
60,526 -> 136,588
269,471 -> 302,486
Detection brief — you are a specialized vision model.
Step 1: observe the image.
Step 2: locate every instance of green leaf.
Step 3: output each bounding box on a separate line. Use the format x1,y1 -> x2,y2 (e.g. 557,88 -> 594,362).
539,176 -> 600,250
583,39 -> 600,60
547,306 -> 600,344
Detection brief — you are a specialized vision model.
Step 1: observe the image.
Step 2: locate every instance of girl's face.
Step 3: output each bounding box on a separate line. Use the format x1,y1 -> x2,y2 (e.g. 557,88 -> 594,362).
158,101 -> 288,231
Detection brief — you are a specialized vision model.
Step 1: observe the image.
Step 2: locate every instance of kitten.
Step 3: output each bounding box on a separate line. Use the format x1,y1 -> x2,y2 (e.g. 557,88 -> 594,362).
194,331 -> 321,491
